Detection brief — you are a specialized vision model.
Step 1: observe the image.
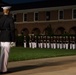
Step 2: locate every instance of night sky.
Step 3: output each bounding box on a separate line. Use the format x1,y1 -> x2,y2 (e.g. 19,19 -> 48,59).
3,0 -> 45,4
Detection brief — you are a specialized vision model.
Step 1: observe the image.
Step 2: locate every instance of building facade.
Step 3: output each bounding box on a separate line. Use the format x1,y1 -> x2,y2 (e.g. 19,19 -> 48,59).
0,1 -> 76,36
0,1 -> 76,48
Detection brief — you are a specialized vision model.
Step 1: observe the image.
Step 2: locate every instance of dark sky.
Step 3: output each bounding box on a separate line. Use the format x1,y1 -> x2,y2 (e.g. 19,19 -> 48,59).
3,0 -> 44,4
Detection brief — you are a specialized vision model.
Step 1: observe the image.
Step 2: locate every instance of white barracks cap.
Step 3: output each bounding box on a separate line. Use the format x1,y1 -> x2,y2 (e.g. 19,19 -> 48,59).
1,6 -> 11,10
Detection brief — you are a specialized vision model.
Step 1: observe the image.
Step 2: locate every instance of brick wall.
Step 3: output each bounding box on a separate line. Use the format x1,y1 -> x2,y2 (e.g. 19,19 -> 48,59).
13,8 -> 76,35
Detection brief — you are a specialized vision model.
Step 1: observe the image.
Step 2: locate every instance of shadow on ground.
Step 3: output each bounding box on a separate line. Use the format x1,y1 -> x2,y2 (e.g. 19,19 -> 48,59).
8,59 -> 76,74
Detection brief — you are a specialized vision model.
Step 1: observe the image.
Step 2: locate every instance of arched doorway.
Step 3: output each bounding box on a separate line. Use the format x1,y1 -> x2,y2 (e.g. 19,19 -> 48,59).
55,27 -> 65,35
69,27 -> 76,35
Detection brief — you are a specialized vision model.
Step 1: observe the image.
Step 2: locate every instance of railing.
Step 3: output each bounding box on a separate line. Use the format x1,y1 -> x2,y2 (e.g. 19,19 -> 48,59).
24,35 -> 76,49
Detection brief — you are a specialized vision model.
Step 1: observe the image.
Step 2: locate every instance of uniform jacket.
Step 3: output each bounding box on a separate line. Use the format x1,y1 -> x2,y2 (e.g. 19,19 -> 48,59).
0,15 -> 15,42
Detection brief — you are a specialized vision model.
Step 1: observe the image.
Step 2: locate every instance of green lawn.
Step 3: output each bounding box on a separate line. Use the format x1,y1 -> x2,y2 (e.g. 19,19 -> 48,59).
7,47 -> 76,62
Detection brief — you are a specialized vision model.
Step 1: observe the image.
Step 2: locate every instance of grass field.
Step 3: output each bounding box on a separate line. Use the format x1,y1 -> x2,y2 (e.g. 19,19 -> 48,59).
6,47 -> 76,62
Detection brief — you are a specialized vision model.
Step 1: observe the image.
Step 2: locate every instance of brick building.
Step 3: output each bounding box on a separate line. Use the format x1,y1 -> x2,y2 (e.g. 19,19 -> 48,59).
0,0 -> 76,36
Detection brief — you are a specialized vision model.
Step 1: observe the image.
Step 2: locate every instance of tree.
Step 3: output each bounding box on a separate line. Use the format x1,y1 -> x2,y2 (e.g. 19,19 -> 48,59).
45,24 -> 53,35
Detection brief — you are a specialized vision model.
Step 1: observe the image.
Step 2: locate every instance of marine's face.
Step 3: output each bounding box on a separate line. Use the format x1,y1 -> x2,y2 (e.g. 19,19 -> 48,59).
3,9 -> 10,15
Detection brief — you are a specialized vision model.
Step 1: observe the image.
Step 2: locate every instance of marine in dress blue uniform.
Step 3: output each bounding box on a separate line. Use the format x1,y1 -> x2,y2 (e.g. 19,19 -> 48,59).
0,6 -> 15,74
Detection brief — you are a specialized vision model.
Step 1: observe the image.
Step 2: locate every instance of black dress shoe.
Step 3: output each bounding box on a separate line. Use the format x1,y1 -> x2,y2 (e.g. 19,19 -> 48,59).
0,72 -> 7,74
0,71 -> 11,74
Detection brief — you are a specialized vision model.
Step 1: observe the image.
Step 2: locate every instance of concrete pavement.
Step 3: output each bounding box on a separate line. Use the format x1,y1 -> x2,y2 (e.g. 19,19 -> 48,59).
5,55 -> 76,75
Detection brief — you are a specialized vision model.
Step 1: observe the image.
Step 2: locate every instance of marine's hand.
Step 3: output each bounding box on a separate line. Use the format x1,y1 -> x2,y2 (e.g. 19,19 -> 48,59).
11,42 -> 14,45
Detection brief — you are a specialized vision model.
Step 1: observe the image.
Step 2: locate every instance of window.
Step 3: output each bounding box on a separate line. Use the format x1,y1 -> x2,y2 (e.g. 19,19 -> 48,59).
73,9 -> 76,19
24,13 -> 27,21
59,10 -> 64,19
46,11 -> 50,20
34,12 -> 39,21
12,14 -> 17,22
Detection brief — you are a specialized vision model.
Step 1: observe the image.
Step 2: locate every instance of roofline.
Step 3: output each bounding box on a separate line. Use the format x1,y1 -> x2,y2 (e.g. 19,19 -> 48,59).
10,5 -> 76,14
10,0 -> 76,11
